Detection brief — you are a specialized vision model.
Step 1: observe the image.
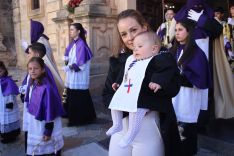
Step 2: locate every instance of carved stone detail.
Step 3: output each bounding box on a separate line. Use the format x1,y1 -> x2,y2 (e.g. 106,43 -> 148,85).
0,33 -> 7,52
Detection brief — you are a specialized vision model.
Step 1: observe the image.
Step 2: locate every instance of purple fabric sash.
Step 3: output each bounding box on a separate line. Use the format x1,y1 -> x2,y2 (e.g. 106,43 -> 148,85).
176,45 -> 211,89
0,76 -> 19,96
24,77 -> 65,121
65,38 -> 93,66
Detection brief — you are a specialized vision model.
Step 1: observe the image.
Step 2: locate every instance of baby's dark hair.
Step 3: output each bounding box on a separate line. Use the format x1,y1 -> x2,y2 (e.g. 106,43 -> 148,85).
0,60 -> 8,76
28,42 -> 46,58
27,57 -> 45,84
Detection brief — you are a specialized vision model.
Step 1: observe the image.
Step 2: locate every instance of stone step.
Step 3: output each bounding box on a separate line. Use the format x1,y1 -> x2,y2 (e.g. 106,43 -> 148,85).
198,118 -> 234,156
198,134 -> 234,156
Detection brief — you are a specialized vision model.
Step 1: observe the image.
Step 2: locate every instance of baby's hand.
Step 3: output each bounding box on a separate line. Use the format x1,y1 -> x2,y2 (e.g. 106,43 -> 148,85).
112,83 -> 120,91
149,82 -> 161,93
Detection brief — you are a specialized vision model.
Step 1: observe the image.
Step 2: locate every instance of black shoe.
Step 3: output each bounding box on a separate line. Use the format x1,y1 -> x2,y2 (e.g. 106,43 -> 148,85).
1,138 -> 16,144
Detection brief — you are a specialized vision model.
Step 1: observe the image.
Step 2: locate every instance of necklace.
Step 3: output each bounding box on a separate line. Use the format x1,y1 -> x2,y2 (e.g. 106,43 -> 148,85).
124,55 -> 153,83
124,59 -> 137,83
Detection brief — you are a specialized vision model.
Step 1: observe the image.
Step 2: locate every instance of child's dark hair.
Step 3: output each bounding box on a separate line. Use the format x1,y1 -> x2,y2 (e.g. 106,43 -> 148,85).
0,60 -> 8,76
70,23 -> 87,43
28,42 -> 46,58
169,19 -> 196,66
27,57 -> 45,84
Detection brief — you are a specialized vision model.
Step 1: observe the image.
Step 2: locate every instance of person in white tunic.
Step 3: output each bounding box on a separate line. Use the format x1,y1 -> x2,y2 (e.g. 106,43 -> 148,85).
0,61 -> 20,144
170,20 -> 212,156
19,43 -> 63,154
156,6 -> 175,49
25,57 -> 64,156
63,23 -> 96,126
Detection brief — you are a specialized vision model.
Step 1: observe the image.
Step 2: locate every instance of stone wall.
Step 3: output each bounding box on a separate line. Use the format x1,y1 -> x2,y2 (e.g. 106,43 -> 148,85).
53,0 -> 119,95
0,0 -> 15,53
14,0 -> 63,68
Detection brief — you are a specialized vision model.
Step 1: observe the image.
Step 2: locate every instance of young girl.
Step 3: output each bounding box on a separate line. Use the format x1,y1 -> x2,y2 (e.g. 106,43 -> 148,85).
25,57 -> 64,156
171,20 -> 211,156
63,23 -> 96,126
0,61 -> 20,144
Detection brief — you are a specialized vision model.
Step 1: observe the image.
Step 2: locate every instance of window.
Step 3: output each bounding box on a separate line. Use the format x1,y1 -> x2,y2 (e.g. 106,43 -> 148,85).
32,0 -> 40,10
28,0 -> 44,17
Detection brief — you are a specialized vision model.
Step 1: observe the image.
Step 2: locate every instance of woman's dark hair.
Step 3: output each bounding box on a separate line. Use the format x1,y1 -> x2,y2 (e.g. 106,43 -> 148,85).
114,9 -> 150,57
169,19 -> 196,66
71,23 -> 87,43
0,60 -> 8,76
27,57 -> 45,84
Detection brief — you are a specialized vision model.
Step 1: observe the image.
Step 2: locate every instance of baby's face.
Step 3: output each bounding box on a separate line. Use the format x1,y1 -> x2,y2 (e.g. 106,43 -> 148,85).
133,35 -> 155,60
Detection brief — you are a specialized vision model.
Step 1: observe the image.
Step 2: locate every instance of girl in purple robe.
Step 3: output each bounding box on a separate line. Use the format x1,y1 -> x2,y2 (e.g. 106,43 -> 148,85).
170,20 -> 211,156
63,23 -> 96,126
25,57 -> 64,156
0,61 -> 20,144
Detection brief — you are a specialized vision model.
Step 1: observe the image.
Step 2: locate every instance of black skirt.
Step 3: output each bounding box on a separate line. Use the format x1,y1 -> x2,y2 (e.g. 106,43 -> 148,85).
64,88 -> 96,126
0,128 -> 20,143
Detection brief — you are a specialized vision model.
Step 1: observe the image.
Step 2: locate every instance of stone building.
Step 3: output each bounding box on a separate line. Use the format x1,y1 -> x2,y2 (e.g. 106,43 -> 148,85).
0,0 -> 230,95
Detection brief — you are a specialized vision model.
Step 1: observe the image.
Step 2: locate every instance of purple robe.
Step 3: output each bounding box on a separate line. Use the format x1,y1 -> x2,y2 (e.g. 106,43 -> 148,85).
174,0 -> 213,22
30,19 -> 49,44
65,38 -> 93,67
174,0 -> 214,39
0,76 -> 19,96
24,77 -> 65,121
176,44 -> 211,89
157,26 -> 166,41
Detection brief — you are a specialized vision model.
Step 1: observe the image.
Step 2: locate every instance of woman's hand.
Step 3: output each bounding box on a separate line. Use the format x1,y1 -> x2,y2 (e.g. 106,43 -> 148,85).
112,83 -> 120,91
149,82 -> 162,93
65,60 -> 69,66
43,135 -> 51,142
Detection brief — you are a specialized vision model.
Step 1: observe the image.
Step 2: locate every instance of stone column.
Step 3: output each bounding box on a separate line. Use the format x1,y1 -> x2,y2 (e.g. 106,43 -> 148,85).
53,11 -> 73,79
53,0 -> 118,95
12,0 -> 23,67
114,0 -> 136,13
0,33 -> 7,52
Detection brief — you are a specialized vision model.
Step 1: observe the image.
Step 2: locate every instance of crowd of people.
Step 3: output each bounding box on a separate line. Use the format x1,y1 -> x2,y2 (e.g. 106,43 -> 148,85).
1,0 -> 234,156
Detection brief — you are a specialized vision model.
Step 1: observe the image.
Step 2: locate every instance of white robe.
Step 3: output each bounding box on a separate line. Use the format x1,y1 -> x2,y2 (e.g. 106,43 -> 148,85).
64,44 -> 90,90
26,86 -> 64,155
38,36 -> 64,96
0,81 -> 20,133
